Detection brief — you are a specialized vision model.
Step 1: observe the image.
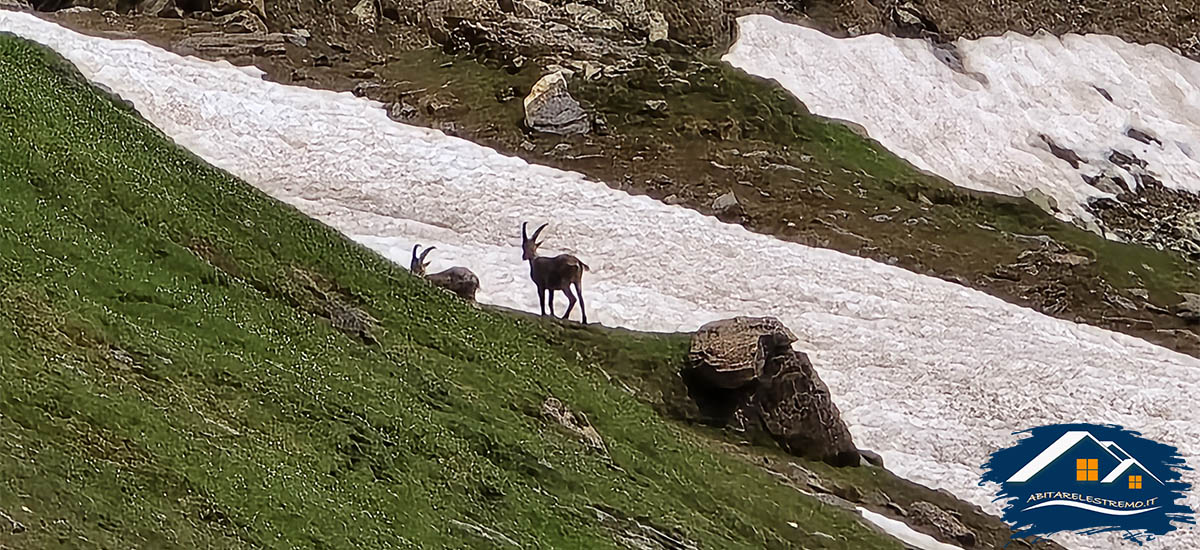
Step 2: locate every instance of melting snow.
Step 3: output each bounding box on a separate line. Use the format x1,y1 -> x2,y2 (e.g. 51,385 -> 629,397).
723,14 -> 1200,224
3,11 -> 1197,550
857,507 -> 967,550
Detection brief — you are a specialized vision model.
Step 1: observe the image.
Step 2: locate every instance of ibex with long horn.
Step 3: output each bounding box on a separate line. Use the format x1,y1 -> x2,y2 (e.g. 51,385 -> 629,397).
521,222 -> 590,324
410,244 -> 480,301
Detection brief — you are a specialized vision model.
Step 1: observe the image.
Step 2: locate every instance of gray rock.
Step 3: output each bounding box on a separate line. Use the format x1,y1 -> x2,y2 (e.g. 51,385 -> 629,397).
387,102 -> 417,120
859,449 -> 885,468
350,0 -> 377,31
756,349 -> 860,466
642,98 -> 668,113
1176,292 -> 1200,321
1024,187 -> 1059,215
712,191 -> 739,214
908,501 -> 978,547
689,316 -> 796,389
542,396 -> 607,453
175,32 -> 288,57
687,316 -> 860,466
515,0 -> 552,19
523,71 -> 590,135
214,10 -> 268,34
643,9 -> 668,42
565,3 -> 623,32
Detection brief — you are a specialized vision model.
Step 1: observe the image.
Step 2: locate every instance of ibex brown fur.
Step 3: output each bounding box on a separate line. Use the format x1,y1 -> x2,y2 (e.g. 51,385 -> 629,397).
521,222 -> 590,323
410,245 -> 480,301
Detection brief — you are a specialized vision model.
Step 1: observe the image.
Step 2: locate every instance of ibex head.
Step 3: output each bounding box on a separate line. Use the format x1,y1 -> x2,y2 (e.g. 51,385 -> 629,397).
521,222 -> 548,261
410,244 -> 436,276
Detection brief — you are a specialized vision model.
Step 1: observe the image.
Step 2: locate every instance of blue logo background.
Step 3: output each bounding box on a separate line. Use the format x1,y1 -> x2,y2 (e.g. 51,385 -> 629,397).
980,423 -> 1194,545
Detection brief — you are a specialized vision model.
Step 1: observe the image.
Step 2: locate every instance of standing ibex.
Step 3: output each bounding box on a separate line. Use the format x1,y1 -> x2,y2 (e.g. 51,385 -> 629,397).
410,244 -> 480,301
521,222 -> 590,324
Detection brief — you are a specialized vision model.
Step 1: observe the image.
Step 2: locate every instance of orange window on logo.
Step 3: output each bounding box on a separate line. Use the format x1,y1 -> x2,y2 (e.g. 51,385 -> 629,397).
1076,459 -> 1099,481
1129,475 -> 1143,489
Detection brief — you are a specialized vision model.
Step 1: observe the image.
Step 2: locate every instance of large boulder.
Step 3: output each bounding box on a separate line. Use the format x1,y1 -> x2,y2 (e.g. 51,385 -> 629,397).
688,316 -> 795,389
686,316 -> 861,466
523,71 -> 590,135
755,346 -> 860,466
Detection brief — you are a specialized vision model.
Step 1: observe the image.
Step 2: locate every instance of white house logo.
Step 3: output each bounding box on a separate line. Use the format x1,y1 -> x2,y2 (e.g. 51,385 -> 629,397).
980,423 -> 1193,545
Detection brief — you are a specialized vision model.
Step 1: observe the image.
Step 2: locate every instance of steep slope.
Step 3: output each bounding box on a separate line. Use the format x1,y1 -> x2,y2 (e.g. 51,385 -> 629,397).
6,11 -> 1199,549
22,3 -> 1200,359
0,33 -> 911,549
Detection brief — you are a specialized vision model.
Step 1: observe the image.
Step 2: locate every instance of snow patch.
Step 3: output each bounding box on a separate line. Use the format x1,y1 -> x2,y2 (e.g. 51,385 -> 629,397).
857,507 -> 967,550
723,14 -> 1200,224
3,11 -> 1198,549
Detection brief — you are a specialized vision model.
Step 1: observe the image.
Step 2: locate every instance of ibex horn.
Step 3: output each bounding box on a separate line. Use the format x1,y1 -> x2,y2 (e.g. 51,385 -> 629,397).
530,223 -> 549,242
419,246 -> 436,262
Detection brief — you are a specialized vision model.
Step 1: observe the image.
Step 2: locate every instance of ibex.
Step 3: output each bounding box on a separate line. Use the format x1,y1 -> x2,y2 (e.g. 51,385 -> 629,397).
521,222 -> 590,324
410,244 -> 480,301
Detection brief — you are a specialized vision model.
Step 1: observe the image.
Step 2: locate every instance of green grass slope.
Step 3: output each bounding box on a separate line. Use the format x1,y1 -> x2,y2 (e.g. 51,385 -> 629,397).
0,34 -> 903,549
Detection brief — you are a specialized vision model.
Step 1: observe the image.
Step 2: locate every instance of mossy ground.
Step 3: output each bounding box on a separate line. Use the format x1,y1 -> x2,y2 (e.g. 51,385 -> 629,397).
0,33 -> 918,549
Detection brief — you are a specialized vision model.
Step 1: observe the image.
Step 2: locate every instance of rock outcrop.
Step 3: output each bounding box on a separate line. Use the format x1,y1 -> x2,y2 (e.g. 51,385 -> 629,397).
908,501 -> 978,547
686,316 -> 860,466
523,71 -> 590,135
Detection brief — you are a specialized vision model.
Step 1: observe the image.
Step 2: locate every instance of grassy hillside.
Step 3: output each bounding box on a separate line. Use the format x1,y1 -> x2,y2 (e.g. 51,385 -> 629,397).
0,33 -> 908,549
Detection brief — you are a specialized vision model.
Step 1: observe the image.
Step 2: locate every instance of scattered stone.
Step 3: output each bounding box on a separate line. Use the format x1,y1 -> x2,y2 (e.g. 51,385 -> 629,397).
644,10 -> 669,42
1046,252 -> 1091,266
565,3 -> 623,32
541,396 -> 607,453
519,140 -> 536,151
515,0 -> 551,19
1126,127 -> 1162,146
1107,293 -> 1139,310
214,10 -> 267,34
1083,172 -> 1127,195
1131,288 -> 1150,300
387,102 -> 418,120
908,501 -> 978,547
711,191 -> 740,216
1094,86 -> 1114,102
1024,187 -> 1059,215
350,0 -> 377,31
859,449 -> 884,468
0,0 -> 31,10
523,71 -> 590,135
870,214 -> 892,223
352,81 -> 380,97
175,32 -> 288,57
663,194 -> 684,206
350,67 -> 376,79
1175,292 -> 1200,321
642,99 -> 668,114
284,32 -> 308,47
1039,135 -> 1084,168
